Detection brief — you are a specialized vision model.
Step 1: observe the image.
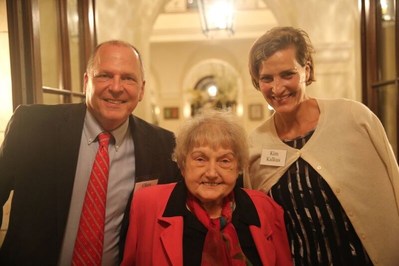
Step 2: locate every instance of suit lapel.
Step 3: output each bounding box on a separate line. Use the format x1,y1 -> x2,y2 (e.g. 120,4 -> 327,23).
54,103 -> 86,243
250,225 -> 273,266
129,115 -> 147,180
129,115 -> 159,182
158,216 -> 184,266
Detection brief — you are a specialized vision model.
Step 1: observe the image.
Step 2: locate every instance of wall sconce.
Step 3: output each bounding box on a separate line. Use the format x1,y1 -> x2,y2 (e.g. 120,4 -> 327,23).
197,0 -> 236,37
380,0 -> 395,21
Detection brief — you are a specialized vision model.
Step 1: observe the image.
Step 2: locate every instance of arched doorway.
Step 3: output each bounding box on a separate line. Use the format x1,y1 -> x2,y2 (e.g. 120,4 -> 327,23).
182,59 -> 241,118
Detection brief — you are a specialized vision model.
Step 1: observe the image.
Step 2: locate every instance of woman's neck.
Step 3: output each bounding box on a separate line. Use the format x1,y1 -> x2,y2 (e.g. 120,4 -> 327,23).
201,201 -> 223,219
274,98 -> 320,140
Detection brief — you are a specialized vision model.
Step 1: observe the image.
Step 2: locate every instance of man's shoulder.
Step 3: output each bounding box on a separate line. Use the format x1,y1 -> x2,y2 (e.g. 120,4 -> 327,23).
11,103 -> 85,125
129,115 -> 174,137
15,103 -> 85,115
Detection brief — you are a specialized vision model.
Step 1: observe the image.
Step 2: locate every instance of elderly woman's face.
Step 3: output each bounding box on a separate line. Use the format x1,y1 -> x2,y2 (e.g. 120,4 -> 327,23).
183,145 -> 239,208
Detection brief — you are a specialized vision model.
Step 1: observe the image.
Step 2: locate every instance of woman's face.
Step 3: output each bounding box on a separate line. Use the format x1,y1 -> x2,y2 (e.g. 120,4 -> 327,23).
258,46 -> 310,114
182,145 -> 239,210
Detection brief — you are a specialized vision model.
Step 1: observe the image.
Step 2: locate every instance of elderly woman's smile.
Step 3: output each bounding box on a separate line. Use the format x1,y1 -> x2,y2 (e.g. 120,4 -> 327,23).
200,181 -> 222,186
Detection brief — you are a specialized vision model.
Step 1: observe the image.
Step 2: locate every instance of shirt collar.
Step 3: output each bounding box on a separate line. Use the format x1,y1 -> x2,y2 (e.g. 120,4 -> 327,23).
83,110 -> 130,151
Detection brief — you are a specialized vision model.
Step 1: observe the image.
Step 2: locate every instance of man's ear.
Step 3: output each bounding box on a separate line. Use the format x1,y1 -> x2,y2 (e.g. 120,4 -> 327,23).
138,80 -> 146,102
83,72 -> 89,94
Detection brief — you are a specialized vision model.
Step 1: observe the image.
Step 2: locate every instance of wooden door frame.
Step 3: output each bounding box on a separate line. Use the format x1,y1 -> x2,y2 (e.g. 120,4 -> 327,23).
360,0 -> 399,158
6,0 -> 96,109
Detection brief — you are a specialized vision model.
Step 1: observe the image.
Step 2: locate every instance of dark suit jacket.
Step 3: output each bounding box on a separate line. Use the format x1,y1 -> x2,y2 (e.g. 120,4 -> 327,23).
0,103 -> 181,265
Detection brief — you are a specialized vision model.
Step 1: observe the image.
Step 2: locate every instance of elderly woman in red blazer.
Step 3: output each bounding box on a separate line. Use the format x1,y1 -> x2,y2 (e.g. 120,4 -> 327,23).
121,110 -> 292,266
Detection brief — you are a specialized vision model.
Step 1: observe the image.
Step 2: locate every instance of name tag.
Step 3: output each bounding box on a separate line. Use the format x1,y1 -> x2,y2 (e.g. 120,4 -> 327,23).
133,179 -> 158,193
260,149 -> 287,167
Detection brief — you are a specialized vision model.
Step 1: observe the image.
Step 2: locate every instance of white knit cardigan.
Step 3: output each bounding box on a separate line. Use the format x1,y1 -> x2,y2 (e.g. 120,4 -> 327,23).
245,98 -> 399,266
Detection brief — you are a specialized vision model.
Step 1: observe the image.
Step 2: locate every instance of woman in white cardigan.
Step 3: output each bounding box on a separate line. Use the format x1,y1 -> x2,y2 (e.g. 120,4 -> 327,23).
245,26 -> 399,266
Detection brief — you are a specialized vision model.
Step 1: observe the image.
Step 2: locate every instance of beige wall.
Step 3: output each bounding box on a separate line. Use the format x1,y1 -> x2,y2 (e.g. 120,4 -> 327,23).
150,39 -> 272,133
0,0 -> 13,247
0,0 -> 12,139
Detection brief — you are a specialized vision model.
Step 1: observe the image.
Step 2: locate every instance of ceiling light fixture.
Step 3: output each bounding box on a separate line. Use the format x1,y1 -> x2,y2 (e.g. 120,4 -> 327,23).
197,0 -> 236,37
380,0 -> 395,21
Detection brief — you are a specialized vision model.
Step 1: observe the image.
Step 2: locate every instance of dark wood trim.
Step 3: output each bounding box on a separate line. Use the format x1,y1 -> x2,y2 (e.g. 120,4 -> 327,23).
396,2 -> 399,160
78,0 -> 97,76
360,0 -> 367,104
27,0 -> 43,104
361,0 -> 399,159
6,0 -> 23,109
7,0 -> 96,107
57,0 -> 72,103
43,86 -> 85,97
371,79 -> 399,88
397,1 -> 399,77
360,0 -> 379,112
6,0 -> 43,109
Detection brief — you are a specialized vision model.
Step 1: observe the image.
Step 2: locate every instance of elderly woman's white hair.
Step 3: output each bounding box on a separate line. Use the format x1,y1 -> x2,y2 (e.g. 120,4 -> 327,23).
173,109 -> 249,173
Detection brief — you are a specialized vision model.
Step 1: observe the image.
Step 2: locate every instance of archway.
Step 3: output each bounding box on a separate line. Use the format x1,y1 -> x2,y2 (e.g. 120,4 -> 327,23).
182,59 -> 242,118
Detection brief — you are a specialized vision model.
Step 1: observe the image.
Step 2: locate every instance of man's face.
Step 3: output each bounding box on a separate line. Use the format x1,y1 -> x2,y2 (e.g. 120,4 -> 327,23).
84,44 -> 145,131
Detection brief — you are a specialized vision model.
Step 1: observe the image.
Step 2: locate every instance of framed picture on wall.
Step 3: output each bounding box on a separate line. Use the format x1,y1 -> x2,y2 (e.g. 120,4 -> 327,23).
164,107 -> 179,119
248,104 -> 264,120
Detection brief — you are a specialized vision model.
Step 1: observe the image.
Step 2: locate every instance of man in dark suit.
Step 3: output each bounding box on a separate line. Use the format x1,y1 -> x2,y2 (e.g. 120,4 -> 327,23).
0,40 -> 181,265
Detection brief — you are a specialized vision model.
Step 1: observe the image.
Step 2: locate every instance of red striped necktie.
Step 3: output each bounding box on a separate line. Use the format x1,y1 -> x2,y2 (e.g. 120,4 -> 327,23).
72,132 -> 111,266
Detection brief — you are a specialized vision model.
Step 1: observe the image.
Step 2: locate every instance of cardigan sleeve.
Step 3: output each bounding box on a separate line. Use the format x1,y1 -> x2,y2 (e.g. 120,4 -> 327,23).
354,102 -> 399,212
